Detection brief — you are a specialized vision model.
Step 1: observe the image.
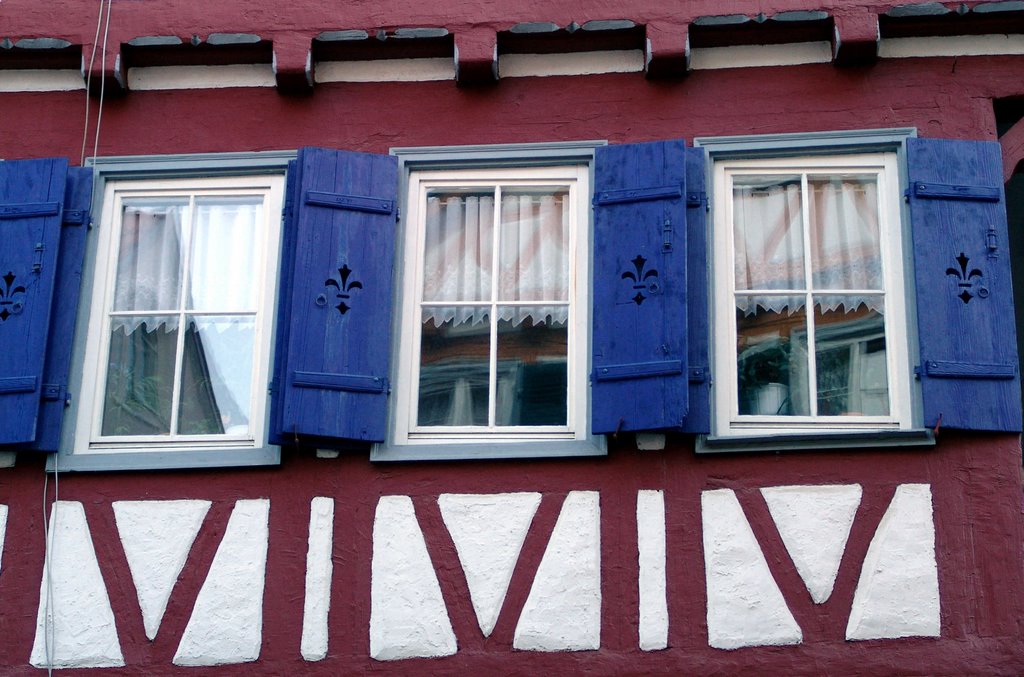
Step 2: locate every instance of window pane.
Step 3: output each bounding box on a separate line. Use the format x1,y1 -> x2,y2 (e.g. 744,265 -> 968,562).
418,310 -> 490,426
808,175 -> 882,290
733,175 -> 804,291
422,191 -> 494,303
177,316 -> 255,435
188,197 -> 262,311
495,310 -> 568,426
815,296 -> 889,416
114,199 -> 188,311
101,316 -> 179,436
498,189 -> 569,302
736,296 -> 809,416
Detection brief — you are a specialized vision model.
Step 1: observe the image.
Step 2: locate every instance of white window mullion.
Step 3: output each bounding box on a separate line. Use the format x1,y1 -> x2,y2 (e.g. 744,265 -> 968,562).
799,173 -> 819,417
488,185 -> 502,428
167,196 -> 195,436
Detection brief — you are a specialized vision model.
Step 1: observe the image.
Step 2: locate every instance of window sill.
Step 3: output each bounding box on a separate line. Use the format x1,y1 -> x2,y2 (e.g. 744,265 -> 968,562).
47,445 -> 281,472
696,428 -> 935,454
371,437 -> 607,462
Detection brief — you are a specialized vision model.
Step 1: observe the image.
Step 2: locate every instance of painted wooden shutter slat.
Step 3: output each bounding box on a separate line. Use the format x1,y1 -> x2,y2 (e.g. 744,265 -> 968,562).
273,148 -> 398,444
0,158 -> 68,445
29,166 -> 93,451
907,137 -> 1022,432
591,139 -> 688,433
681,146 -> 711,433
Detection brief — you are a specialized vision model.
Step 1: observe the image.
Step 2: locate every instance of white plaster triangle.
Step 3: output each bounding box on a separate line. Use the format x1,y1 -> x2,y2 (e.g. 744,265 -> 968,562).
370,495 -> 457,661
439,492 -> 541,637
513,491 -> 601,652
113,499 -> 211,640
846,484 -> 940,640
761,484 -> 862,604
30,501 -> 125,668
173,499 -> 270,666
701,489 -> 802,650
0,504 -> 7,574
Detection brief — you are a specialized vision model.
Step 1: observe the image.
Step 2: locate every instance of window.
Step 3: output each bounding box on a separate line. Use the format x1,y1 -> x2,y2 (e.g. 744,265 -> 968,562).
65,170 -> 286,468
391,165 -> 590,445
711,153 -> 912,437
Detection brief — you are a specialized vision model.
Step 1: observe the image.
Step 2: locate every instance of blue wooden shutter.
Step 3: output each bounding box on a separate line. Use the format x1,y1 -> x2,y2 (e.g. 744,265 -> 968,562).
0,158 -> 70,445
272,148 -> 398,444
907,138 -> 1021,431
29,167 -> 92,451
591,140 -> 688,433
681,146 -> 711,433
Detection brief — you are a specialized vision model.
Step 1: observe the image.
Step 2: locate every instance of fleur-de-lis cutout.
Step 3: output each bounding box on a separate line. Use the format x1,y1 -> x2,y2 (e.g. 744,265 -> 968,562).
946,252 -> 983,304
621,255 -> 660,306
0,271 -> 26,322
324,264 -> 364,315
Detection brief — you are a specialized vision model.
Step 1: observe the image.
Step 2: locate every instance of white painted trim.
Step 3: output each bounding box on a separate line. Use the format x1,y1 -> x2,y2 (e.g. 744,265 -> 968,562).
393,164 -> 591,447
880,34 -> 1024,59
300,497 -> 335,662
72,175 -> 284,457
637,490 -> 668,651
689,42 -> 832,70
0,452 -> 14,468
711,152 -> 912,437
126,64 -> 276,91
498,50 -> 644,78
315,58 -> 455,83
0,69 -> 85,92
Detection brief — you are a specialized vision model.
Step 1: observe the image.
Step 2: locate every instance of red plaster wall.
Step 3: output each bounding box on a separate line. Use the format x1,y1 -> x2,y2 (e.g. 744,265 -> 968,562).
1,10 -> 1024,673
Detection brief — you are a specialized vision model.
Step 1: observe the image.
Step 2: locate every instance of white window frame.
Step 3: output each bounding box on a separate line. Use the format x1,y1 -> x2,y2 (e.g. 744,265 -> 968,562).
392,164 -> 591,446
61,167 -> 286,469
711,151 -> 914,438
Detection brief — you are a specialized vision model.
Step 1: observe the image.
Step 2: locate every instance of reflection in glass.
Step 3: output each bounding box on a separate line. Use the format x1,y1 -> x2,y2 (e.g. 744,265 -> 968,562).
114,199 -> 188,311
177,316 -> 255,435
732,175 -> 804,291
736,296 -> 809,416
495,311 -> 568,426
808,175 -> 881,290
814,297 -> 889,416
422,190 -> 494,303
102,316 -> 179,436
188,197 -> 262,311
498,189 -> 569,303
418,310 -> 490,426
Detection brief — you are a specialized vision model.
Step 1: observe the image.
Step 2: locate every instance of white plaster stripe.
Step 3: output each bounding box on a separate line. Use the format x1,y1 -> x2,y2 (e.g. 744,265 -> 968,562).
701,489 -> 802,650
112,499 -> 212,640
30,501 -> 124,668
637,490 -> 668,651
300,497 -> 334,662
0,70 -> 85,92
880,35 -> 1024,59
761,484 -> 862,604
127,64 -> 276,91
173,499 -> 270,666
0,504 -> 7,574
513,491 -> 601,652
370,495 -> 457,661
499,50 -> 644,78
689,41 -> 832,70
846,484 -> 940,640
316,58 -> 455,83
438,492 -> 541,638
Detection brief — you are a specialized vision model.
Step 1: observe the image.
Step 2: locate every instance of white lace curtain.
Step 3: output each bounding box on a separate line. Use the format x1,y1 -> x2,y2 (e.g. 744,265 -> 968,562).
733,177 -> 883,315
112,201 -> 259,332
422,192 -> 569,326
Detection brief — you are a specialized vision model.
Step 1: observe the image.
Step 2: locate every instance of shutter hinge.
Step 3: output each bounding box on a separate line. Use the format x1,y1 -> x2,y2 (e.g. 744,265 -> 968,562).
987,225 -> 998,258
33,242 -> 44,273
909,182 -> 1000,202
268,377 -> 278,395
61,209 -> 87,226
686,191 -> 706,208
41,384 -> 67,402
921,360 -> 1016,380
305,190 -> 395,215
689,366 -> 708,383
